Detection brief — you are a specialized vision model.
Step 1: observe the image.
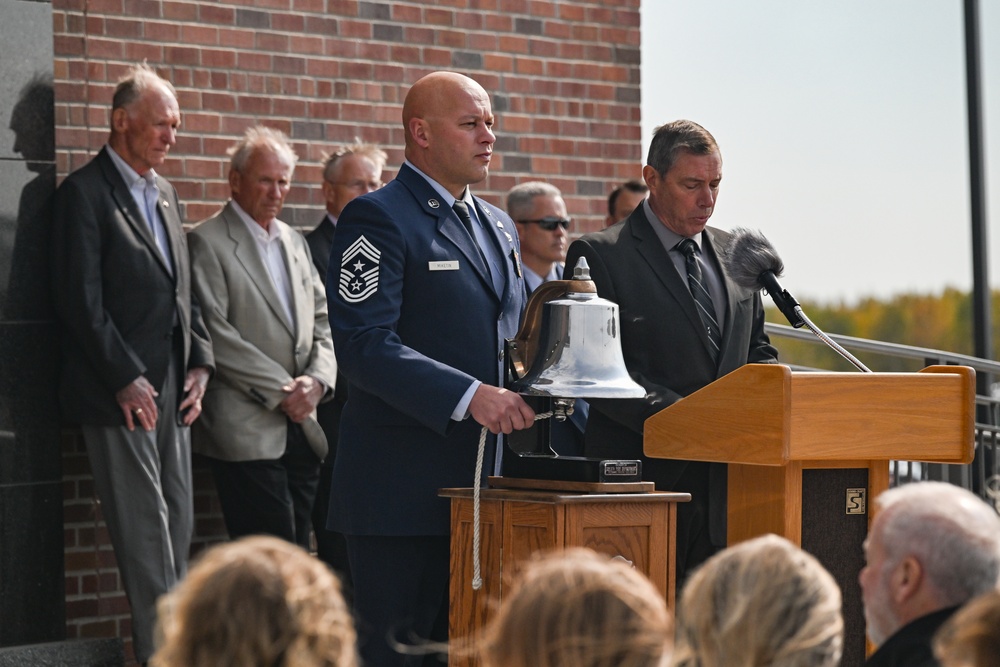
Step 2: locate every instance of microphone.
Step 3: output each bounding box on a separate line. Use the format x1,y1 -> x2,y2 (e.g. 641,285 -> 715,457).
720,227 -> 805,328
720,227 -> 871,373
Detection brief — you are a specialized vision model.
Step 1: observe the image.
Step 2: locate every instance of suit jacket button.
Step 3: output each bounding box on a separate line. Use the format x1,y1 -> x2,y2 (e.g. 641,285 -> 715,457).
498,349 -> 504,361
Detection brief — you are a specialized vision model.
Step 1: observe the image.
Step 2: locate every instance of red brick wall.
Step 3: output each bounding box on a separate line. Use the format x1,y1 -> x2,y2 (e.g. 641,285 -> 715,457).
53,0 -> 643,662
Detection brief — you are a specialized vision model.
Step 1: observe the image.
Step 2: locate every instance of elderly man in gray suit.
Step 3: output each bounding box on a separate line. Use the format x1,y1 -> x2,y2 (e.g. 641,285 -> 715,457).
51,63 -> 214,664
189,126 -> 337,549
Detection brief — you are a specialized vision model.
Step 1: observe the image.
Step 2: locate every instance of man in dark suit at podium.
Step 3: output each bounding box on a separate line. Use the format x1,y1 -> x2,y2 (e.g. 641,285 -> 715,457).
860,481 -> 1000,667
565,119 -> 777,582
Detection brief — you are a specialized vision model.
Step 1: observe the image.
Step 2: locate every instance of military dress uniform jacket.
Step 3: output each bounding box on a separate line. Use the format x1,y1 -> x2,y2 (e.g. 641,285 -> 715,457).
326,163 -> 526,536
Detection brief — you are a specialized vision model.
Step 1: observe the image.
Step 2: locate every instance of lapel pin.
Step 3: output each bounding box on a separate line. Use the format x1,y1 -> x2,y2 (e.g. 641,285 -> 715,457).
428,198 -> 440,208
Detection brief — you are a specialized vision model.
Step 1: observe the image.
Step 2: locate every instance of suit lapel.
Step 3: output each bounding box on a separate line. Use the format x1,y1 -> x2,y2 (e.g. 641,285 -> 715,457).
629,210 -> 709,348
704,229 -> 732,345
98,149 -> 175,279
279,224 -> 310,345
471,197 -> 511,300
705,227 -> 755,371
225,203 -> 295,336
156,176 -> 181,280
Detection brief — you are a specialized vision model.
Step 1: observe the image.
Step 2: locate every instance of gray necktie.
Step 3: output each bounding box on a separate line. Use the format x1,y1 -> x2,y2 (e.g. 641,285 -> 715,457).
677,238 -> 721,362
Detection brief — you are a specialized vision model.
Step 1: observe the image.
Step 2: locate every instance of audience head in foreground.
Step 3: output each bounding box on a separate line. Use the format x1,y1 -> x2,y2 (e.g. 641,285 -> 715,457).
671,534 -> 843,667
479,547 -> 673,667
152,535 -> 356,667
860,481 -> 1000,666
933,589 -> 1000,667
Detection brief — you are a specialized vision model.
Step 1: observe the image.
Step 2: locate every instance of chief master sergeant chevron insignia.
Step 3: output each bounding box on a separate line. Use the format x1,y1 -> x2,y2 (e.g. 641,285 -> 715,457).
339,235 -> 381,303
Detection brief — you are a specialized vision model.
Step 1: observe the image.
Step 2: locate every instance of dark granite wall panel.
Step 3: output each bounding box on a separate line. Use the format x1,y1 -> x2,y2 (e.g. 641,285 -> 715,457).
0,0 -> 61,649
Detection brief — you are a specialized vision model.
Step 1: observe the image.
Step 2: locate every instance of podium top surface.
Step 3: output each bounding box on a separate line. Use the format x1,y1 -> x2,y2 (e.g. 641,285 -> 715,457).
439,487 -> 692,504
644,364 -> 975,466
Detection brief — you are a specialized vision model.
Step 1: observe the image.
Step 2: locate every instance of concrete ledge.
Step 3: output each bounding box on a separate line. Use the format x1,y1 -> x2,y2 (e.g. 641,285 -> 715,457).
0,638 -> 123,667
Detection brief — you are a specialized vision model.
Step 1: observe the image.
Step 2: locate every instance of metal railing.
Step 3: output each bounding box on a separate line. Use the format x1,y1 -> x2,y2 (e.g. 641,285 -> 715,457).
765,322 -> 1000,505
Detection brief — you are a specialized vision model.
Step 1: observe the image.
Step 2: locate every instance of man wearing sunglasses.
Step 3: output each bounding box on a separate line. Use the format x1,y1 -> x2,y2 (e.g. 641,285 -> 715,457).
506,182 -> 587,456
506,181 -> 571,295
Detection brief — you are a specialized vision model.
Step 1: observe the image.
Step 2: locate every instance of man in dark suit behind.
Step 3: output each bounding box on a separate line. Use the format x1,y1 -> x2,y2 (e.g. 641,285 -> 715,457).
306,140 -> 387,588
50,63 -> 214,664
326,71 -> 535,666
565,119 -> 777,583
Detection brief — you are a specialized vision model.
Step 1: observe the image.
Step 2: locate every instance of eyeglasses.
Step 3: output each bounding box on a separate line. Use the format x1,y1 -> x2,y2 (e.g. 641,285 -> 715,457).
518,216 -> 572,231
328,179 -> 384,191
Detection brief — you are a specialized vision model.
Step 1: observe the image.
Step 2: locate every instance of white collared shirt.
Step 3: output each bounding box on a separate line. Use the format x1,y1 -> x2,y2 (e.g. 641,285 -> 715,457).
231,201 -> 296,331
106,144 -> 173,274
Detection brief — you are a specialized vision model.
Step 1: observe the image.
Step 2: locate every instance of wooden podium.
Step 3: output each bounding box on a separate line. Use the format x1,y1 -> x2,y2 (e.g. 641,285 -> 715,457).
441,486 -> 689,667
644,362 -> 976,666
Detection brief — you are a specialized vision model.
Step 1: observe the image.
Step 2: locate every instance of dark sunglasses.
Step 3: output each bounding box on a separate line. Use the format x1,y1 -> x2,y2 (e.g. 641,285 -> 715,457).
518,216 -> 572,231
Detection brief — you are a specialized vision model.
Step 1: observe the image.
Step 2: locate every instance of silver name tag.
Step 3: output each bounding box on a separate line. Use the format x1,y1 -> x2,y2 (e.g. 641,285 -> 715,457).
429,261 -> 459,271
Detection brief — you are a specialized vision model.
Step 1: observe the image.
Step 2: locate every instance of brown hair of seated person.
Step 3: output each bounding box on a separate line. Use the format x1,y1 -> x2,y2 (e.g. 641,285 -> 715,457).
671,534 -> 843,667
478,547 -> 673,667
933,589 -> 1000,667
151,535 -> 356,667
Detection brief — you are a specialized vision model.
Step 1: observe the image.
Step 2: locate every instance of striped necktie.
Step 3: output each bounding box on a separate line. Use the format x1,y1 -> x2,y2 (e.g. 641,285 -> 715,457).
677,238 -> 721,362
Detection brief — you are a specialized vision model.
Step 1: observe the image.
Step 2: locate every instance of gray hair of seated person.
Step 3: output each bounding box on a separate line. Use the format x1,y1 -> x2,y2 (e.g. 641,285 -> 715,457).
875,480 -> 1000,607
671,534 -> 843,667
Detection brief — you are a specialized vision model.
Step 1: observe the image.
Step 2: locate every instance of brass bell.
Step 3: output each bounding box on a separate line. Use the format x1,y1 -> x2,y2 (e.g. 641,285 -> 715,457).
508,258 -> 646,400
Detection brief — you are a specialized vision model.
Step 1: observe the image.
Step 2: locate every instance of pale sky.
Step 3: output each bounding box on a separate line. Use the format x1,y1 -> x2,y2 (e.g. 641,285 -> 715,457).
641,1 -> 1000,305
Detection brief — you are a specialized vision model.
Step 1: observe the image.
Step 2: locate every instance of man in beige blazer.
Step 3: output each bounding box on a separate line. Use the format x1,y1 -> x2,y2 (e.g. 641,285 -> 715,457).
189,126 -> 337,548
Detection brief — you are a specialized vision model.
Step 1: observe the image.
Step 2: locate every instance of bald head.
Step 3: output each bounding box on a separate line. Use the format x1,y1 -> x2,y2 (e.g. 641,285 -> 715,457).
402,71 -> 496,197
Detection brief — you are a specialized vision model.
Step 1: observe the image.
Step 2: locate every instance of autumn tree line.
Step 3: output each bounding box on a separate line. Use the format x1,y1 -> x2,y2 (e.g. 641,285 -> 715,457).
764,288 -> 995,372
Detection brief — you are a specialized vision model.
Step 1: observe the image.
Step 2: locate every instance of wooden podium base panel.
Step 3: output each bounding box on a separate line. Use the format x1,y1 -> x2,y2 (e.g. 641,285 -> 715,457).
487,476 -> 655,494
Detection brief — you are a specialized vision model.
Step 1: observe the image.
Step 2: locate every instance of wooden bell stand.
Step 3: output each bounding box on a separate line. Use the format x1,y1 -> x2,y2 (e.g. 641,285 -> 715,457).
441,480 -> 688,667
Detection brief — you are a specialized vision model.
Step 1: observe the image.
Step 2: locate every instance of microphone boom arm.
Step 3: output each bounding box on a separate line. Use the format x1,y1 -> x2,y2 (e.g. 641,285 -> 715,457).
760,270 -> 871,373
793,307 -> 872,373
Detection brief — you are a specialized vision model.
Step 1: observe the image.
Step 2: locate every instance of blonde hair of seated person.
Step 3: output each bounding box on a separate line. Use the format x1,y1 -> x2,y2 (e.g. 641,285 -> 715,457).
933,589 -> 1000,667
671,534 -> 843,667
479,547 -> 673,667
151,535 -> 356,667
